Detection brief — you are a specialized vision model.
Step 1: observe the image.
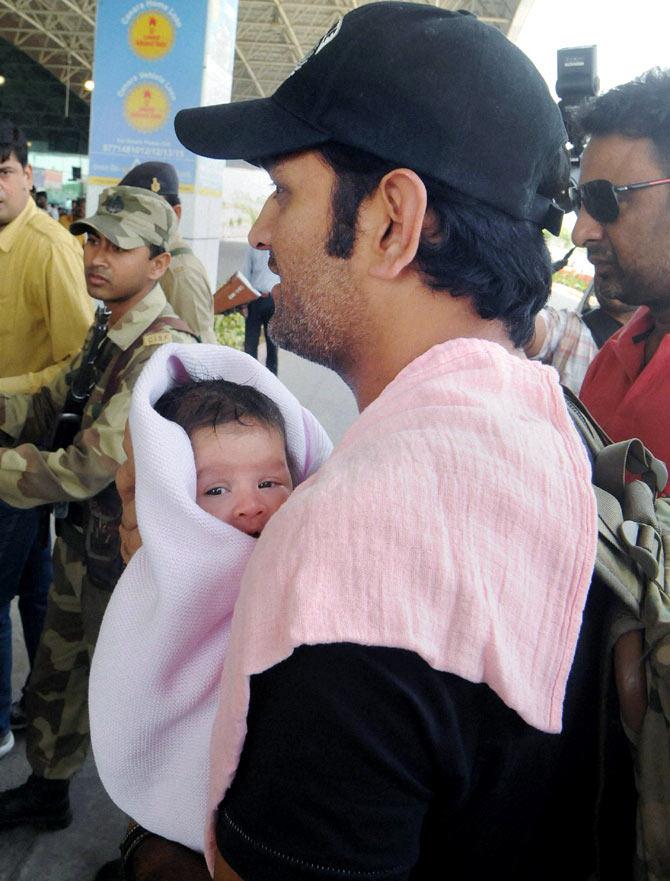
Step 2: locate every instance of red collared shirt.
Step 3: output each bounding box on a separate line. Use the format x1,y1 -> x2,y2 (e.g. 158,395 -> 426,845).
580,307 -> 670,492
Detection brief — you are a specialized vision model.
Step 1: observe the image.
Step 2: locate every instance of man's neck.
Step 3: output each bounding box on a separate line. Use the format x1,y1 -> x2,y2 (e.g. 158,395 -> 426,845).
349,294 -> 517,411
105,281 -> 158,327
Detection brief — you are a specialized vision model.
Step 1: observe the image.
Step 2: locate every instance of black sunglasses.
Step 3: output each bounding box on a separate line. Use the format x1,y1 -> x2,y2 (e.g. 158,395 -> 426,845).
569,177 -> 670,224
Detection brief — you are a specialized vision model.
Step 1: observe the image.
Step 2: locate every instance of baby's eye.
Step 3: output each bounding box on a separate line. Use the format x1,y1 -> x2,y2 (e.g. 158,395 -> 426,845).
258,480 -> 278,489
205,486 -> 226,496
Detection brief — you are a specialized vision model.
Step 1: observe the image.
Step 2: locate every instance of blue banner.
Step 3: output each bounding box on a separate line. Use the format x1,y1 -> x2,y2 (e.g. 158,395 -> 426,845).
88,1 -> 210,188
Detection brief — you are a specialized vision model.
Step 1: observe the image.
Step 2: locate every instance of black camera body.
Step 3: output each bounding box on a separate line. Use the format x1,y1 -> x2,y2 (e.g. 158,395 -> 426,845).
556,45 -> 599,166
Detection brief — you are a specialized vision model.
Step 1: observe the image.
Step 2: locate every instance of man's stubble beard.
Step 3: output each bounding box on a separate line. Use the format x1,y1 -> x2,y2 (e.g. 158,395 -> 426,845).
268,253 -> 371,377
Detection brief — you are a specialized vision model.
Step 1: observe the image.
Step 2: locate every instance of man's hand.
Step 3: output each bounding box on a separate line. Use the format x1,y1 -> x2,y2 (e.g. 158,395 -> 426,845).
214,849 -> 244,880
117,424 -> 142,564
129,834 -> 212,881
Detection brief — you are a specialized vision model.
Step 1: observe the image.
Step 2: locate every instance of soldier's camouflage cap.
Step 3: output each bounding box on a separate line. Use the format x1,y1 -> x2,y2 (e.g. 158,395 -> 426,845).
70,185 -> 176,250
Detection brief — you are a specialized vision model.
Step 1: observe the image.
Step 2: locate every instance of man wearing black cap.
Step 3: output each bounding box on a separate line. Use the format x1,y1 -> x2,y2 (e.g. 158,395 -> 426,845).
119,5 -> 606,880
119,162 -> 217,343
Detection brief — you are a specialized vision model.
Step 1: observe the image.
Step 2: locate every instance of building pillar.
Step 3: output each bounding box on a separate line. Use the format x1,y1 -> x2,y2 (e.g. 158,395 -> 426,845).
87,0 -> 239,289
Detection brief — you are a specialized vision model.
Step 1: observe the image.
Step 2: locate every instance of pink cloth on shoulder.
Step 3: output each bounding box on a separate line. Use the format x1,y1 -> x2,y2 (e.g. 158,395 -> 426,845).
205,338 -> 598,869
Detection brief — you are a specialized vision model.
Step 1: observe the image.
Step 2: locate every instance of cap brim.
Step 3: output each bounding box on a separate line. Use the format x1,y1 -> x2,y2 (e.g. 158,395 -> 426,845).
70,218 -> 146,249
174,97 -> 330,162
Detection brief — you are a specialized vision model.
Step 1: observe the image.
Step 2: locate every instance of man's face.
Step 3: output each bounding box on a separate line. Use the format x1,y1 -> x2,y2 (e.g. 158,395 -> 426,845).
249,150 -> 370,374
0,152 -> 32,228
83,231 -> 155,303
572,135 -> 670,309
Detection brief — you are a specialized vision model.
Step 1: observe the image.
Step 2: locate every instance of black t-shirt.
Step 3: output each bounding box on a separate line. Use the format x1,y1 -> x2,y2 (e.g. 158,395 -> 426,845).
217,581 -> 632,880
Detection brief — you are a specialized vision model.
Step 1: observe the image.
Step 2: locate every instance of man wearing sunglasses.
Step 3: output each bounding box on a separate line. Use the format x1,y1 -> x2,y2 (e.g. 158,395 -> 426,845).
572,69 -> 670,485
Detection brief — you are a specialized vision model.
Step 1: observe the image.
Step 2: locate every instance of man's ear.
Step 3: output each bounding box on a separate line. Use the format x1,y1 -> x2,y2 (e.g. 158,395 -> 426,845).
149,250 -> 171,280
366,169 -> 427,281
24,164 -> 33,190
172,203 -> 182,221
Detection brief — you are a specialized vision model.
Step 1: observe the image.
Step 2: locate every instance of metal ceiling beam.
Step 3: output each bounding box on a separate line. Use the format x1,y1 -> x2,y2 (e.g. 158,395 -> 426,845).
0,1 -> 90,70
272,0 -> 305,62
236,44 -> 266,97
58,0 -> 95,27
0,0 -> 525,108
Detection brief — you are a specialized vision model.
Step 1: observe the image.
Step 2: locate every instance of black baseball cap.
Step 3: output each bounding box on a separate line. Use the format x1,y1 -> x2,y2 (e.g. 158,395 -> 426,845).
175,3 -> 566,233
119,161 -> 179,198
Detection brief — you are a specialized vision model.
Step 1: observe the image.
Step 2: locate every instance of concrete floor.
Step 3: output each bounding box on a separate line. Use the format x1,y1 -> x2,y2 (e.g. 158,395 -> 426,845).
0,347 -> 357,881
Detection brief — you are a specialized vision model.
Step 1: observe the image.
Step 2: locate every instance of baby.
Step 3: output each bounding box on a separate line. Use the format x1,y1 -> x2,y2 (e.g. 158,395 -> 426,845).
153,378 -> 295,536
89,343 -> 332,853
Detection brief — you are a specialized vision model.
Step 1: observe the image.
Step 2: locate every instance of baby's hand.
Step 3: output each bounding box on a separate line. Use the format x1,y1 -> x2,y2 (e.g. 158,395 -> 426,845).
117,424 -> 143,564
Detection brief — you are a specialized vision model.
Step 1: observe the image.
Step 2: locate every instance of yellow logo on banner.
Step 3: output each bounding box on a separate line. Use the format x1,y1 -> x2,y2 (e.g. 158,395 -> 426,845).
124,82 -> 170,133
129,11 -> 175,60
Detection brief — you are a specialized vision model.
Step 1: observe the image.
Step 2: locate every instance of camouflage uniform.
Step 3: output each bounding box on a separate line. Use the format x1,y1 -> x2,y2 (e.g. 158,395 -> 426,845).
163,231 -> 217,343
0,187 -> 197,781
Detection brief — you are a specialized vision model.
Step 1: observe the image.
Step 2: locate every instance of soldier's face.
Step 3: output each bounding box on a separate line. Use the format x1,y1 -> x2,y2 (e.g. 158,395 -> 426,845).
83,232 -> 159,302
0,152 -> 32,228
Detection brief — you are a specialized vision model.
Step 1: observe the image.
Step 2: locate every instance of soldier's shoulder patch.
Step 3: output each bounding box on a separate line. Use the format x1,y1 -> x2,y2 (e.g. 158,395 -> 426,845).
143,331 -> 173,346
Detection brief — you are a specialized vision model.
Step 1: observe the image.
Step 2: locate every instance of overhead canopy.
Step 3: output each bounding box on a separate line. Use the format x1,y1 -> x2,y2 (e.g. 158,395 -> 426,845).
0,0 -> 528,104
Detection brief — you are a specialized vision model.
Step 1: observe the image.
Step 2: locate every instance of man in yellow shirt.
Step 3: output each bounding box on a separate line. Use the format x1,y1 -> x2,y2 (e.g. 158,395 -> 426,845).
0,124 -> 92,394
0,119 -> 92,759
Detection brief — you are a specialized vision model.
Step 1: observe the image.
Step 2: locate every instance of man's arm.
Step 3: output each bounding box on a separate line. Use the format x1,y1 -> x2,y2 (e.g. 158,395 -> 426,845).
0,343 -> 161,509
214,849 -> 243,880
128,835 -> 211,881
524,311 -> 549,358
0,358 -> 71,444
213,644 -> 464,881
0,354 -> 77,396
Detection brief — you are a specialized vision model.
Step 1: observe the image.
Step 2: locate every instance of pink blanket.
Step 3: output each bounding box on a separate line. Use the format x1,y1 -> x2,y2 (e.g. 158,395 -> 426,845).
88,343 -> 332,852
205,338 -> 598,868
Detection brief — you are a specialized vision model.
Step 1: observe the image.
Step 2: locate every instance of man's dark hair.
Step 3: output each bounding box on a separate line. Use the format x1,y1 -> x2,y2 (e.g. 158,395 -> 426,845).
576,68 -> 670,170
0,119 -> 28,167
154,379 -> 296,481
163,193 -> 180,209
148,244 -> 166,260
318,142 -> 569,348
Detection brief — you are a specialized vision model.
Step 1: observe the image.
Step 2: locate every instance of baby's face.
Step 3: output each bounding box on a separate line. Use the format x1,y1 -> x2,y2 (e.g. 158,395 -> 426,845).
191,421 -> 293,536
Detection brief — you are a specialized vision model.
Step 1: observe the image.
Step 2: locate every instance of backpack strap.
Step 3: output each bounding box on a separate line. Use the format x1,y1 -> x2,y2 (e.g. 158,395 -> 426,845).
596,439 -> 668,503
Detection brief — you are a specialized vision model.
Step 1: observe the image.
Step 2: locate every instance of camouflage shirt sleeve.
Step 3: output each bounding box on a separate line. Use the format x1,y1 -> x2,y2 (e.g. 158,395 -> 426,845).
0,331 -> 194,509
0,359 -> 71,445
